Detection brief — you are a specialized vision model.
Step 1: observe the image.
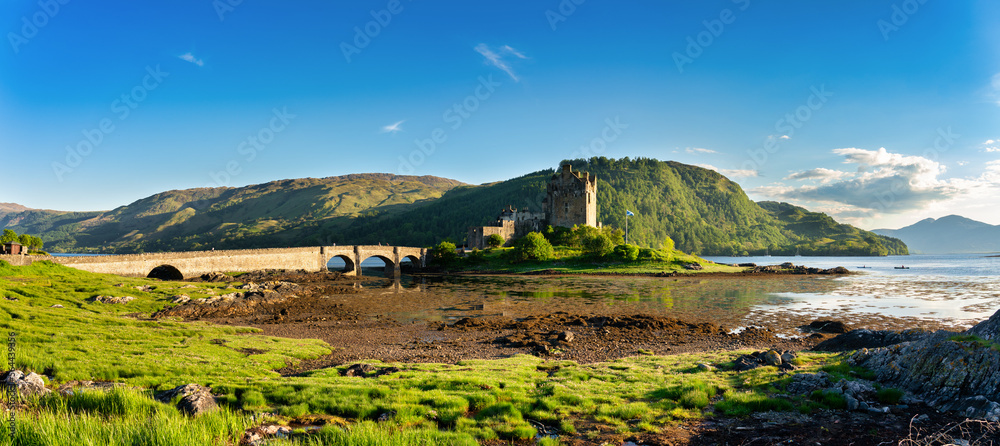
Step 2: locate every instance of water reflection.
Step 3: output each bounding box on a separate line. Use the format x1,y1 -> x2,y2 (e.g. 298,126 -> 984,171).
351,274 -> 843,329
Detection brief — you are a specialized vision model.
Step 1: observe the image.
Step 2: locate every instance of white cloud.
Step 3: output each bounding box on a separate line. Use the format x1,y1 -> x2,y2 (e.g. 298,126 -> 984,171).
779,135 -> 791,140
475,44 -> 527,82
179,52 -> 204,67
957,161 -> 968,166
697,164 -> 758,178
380,120 -> 405,134
767,147 -> 960,212
784,167 -> 852,183
982,139 -> 1000,153
685,147 -> 717,154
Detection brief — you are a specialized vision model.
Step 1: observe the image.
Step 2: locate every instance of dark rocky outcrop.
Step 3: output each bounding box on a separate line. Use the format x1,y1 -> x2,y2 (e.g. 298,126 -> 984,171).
812,329 -> 931,352
848,309 -> 1000,420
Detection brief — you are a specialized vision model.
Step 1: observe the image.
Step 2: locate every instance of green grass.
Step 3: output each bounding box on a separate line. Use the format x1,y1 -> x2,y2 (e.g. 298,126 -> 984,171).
0,260 -> 330,387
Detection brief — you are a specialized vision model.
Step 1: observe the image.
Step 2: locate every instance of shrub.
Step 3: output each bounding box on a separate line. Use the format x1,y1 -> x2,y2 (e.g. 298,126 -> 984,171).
583,233 -> 614,257
486,234 -> 504,249
613,244 -> 639,261
512,232 -> 554,262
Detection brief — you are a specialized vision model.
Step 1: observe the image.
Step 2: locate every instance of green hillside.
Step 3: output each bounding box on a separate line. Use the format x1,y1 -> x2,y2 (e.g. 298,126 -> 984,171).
332,157 -> 906,256
757,201 -> 908,256
3,174 -> 464,253
3,158 -> 906,256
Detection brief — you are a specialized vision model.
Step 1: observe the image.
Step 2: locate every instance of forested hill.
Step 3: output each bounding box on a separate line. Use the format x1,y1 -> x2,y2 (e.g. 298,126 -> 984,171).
332,157 -> 907,256
3,158 -> 906,256
2,174 -> 464,253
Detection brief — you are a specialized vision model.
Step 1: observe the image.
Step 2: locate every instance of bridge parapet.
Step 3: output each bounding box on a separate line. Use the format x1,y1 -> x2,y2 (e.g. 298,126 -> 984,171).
16,245 -> 425,279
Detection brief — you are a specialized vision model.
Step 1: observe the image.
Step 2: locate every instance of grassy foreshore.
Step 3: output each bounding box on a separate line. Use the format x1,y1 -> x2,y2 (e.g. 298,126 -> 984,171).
0,260 -> 869,445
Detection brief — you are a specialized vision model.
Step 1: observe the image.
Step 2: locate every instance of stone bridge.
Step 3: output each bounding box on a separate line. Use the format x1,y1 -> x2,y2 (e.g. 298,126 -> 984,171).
10,245 -> 426,279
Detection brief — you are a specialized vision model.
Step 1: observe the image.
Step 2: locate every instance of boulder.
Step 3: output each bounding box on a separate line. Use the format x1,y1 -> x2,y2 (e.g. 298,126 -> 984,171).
2,370 -> 51,397
156,384 -> 218,416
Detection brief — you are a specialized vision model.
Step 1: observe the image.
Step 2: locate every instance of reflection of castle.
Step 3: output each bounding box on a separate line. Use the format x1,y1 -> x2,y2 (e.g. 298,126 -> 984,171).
467,164 -> 598,249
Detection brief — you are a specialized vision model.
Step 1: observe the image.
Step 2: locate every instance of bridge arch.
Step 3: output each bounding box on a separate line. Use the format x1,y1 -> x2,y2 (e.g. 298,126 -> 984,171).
148,264 -> 183,281
359,254 -> 396,277
326,254 -> 356,275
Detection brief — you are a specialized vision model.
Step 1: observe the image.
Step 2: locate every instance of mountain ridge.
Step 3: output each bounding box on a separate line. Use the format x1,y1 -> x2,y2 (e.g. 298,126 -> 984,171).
874,215 -> 1000,254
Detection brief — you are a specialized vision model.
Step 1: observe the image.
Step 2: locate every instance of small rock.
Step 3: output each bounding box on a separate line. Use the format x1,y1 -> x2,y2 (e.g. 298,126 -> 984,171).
91,295 -> 135,304
171,294 -> 191,304
696,363 -> 713,372
50,304 -> 63,308
342,363 -> 376,377
844,393 -> 859,411
780,352 -> 796,364
762,350 -> 782,366
558,331 -> 575,343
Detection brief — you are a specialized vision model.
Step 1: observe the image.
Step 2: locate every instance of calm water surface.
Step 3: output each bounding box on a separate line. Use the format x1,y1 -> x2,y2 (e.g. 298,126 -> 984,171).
355,254 -> 1000,331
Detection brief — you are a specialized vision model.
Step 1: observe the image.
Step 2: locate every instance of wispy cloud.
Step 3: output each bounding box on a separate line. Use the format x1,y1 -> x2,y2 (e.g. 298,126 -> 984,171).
982,139 -> 1000,153
475,44 -> 527,82
696,164 -> 758,178
784,167 -> 852,183
179,52 -> 204,67
380,120 -> 405,134
685,147 -> 717,154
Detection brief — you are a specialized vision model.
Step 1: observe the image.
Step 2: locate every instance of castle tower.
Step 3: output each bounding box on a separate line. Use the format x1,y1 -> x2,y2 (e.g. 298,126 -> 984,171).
544,164 -> 597,228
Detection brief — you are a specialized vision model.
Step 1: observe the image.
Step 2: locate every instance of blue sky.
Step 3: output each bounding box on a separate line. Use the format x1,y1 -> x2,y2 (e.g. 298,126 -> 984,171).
2,1 -> 998,229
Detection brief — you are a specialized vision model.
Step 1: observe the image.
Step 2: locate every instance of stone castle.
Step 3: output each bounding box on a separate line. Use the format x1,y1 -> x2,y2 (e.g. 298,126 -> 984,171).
467,164 -> 598,249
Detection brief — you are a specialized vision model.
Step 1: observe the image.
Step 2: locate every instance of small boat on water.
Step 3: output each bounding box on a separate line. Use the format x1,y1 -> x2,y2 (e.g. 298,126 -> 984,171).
894,266 -> 910,269
857,266 -> 871,269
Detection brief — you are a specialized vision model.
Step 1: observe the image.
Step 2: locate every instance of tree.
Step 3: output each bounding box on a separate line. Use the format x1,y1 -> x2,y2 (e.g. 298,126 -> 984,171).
429,241 -> 458,266
18,234 -> 31,247
1,229 -> 17,244
512,232 -> 554,262
486,234 -> 504,249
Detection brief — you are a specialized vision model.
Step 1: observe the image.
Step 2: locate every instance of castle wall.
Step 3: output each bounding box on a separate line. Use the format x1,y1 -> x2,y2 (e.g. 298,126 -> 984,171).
545,164 -> 597,229
467,220 -> 515,250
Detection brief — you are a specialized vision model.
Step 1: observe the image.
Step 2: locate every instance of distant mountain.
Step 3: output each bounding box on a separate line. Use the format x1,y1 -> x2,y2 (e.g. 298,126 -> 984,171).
2,158 -> 907,256
2,174 -> 464,253
874,215 -> 1000,254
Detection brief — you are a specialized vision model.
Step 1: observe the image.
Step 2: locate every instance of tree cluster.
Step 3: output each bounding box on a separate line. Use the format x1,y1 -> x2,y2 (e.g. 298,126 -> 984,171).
1,229 -> 44,251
